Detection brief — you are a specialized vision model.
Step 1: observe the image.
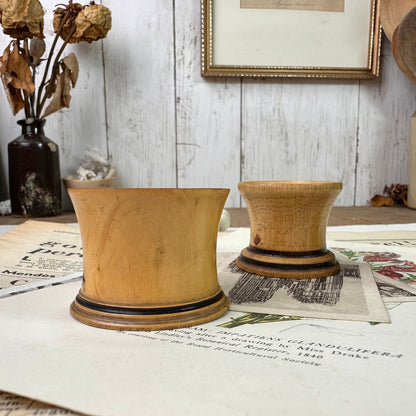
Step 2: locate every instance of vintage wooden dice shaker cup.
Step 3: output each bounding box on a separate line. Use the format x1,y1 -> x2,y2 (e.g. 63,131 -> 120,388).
236,181 -> 342,279
68,188 -> 230,330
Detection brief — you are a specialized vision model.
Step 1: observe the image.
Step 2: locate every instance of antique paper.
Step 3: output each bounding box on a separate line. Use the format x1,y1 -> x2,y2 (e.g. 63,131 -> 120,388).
240,0 -> 345,13
213,0 -> 371,67
0,224 -> 414,415
329,242 -> 416,286
327,230 -> 416,247
374,273 -> 416,302
0,282 -> 414,416
0,221 -> 83,298
218,255 -> 390,323
218,228 -> 416,302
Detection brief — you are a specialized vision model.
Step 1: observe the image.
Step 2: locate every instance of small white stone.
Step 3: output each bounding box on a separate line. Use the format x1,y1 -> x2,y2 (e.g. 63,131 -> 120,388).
218,209 -> 231,232
0,200 -> 11,216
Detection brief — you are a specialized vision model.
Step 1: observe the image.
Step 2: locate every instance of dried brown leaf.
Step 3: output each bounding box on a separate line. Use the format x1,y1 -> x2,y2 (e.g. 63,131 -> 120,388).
4,84 -> 26,115
42,54 -> 78,104
370,195 -> 395,207
62,53 -> 79,87
0,42 -> 10,76
0,42 -> 33,115
42,73 -> 64,118
42,69 -> 73,118
8,42 -> 35,93
44,78 -> 57,100
61,67 -> 72,107
0,63 -> 25,115
0,50 -> 25,115
29,37 -> 45,66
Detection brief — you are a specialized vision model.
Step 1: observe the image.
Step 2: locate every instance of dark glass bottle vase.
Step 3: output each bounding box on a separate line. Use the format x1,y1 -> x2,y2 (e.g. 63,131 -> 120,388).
8,119 -> 62,217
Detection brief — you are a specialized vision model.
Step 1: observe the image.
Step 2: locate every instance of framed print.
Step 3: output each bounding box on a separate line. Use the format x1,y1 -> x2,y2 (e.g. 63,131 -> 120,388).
201,0 -> 381,78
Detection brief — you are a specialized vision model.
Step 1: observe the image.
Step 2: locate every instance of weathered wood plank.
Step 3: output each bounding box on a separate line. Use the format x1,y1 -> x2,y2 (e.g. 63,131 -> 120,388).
355,34 -> 416,205
174,0 -> 241,207
240,78 -> 359,206
103,0 -> 176,188
50,41 -> 107,210
1,3 -> 415,210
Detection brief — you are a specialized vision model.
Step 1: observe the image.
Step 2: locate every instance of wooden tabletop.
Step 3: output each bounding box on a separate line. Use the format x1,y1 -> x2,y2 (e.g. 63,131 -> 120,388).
1,206 -> 416,227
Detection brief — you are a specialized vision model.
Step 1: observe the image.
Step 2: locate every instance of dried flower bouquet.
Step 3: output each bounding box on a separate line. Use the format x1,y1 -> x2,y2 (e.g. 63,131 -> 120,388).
0,0 -> 111,119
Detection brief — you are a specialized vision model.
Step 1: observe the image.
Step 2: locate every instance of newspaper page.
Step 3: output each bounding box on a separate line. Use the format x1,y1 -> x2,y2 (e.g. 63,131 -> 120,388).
0,221 -> 83,298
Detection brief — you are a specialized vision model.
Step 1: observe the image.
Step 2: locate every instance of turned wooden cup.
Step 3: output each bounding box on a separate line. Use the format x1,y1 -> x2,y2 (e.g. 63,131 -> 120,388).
236,181 -> 342,279
68,188 -> 230,331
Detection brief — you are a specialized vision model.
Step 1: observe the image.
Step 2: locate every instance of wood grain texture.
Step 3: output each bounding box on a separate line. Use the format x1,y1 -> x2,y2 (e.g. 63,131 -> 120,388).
68,187 -> 229,330
236,181 -> 341,278
380,0 -> 416,42
3,206 -> 415,226
239,181 -> 342,251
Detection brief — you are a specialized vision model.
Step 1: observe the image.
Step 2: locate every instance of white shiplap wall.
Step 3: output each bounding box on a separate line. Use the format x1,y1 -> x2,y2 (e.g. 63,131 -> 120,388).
0,0 -> 415,209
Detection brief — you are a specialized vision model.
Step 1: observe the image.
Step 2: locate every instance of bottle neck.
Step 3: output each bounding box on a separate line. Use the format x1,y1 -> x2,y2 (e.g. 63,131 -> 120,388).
18,119 -> 45,136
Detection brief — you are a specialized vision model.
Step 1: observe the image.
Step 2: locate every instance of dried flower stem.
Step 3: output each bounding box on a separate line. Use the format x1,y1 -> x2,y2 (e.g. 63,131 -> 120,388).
36,25 -> 76,118
23,38 -> 37,118
34,10 -> 72,118
23,91 -> 31,119
18,40 -> 31,119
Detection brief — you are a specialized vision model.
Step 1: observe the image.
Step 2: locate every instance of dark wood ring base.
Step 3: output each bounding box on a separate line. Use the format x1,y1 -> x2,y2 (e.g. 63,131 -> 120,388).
70,291 -> 230,331
236,247 -> 341,279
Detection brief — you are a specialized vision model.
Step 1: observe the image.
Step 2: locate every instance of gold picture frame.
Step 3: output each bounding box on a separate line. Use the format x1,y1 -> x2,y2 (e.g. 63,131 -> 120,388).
201,0 -> 381,79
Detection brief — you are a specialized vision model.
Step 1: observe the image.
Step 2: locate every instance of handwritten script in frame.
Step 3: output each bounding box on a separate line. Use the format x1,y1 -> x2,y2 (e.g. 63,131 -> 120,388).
240,0 -> 345,12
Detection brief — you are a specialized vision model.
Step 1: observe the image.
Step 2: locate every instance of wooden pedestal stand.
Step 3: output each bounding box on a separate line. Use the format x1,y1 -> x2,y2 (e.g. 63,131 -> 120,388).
68,188 -> 229,331
236,181 -> 342,279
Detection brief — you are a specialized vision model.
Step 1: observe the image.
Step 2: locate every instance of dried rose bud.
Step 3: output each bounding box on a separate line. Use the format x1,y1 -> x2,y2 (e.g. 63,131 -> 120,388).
53,2 -> 111,44
53,3 -> 84,43
73,3 -> 112,42
0,0 -> 44,40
